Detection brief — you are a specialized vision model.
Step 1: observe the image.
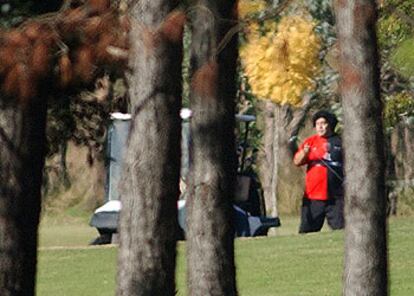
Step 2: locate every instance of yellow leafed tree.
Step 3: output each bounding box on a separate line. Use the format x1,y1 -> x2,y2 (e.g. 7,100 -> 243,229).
239,4 -> 321,106
238,0 -> 266,18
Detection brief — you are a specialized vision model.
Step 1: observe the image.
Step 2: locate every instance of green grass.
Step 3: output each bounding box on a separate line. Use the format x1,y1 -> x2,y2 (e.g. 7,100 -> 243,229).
38,211 -> 98,248
391,37 -> 414,79
37,216 -> 414,296
37,247 -> 117,296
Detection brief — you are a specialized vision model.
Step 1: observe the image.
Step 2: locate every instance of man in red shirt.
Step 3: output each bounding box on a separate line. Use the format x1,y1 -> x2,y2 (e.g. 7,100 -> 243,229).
293,111 -> 344,233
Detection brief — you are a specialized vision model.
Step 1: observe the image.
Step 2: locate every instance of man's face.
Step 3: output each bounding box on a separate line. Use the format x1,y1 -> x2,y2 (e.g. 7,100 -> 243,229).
315,117 -> 332,137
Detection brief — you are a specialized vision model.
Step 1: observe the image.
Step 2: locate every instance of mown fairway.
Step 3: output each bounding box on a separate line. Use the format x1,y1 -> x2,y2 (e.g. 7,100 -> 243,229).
37,216 -> 414,296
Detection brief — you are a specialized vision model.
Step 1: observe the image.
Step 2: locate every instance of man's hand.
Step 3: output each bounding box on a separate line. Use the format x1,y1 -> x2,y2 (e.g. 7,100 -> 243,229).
293,143 -> 310,166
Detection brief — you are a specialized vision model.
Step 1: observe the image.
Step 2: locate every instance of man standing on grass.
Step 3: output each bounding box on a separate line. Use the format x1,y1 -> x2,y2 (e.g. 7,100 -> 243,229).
293,111 -> 344,233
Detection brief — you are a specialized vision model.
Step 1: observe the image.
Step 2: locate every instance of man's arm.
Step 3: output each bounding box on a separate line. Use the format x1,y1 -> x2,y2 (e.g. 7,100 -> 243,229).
293,144 -> 310,166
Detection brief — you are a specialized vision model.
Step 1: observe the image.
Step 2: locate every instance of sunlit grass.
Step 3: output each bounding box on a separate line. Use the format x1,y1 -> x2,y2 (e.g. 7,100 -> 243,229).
37,216 -> 414,296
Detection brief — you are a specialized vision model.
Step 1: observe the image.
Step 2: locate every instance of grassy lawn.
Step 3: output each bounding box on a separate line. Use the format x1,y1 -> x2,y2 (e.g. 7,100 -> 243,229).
37,216 -> 414,296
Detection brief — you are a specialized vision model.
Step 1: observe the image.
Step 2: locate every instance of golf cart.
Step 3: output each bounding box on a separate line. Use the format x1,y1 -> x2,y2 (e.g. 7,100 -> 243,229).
89,110 -> 280,244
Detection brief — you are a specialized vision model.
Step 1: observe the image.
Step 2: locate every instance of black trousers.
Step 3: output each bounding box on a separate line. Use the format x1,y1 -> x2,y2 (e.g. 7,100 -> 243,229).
299,197 -> 344,234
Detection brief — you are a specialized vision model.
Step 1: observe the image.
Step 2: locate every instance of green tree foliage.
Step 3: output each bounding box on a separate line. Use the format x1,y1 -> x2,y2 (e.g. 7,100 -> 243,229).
384,92 -> 414,127
378,0 -> 414,128
304,0 -> 335,45
390,38 -> 414,79
378,0 -> 413,52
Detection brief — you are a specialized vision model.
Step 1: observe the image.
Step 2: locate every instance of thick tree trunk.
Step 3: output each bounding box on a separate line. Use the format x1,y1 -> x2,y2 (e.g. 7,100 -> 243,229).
116,1 -> 183,295
0,97 -> 47,296
186,1 -> 238,295
334,1 -> 388,295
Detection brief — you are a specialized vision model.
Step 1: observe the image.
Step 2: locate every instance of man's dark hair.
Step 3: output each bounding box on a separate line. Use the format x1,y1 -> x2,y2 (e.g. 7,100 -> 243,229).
312,110 -> 338,130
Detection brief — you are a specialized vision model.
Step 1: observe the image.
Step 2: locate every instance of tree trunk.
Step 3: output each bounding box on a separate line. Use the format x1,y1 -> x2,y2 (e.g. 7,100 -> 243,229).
116,1 -> 183,295
392,122 -> 414,184
186,1 -> 238,295
275,97 -> 314,215
260,95 -> 313,217
334,1 -> 388,295
262,101 -> 277,217
402,123 -> 414,182
0,97 -> 47,296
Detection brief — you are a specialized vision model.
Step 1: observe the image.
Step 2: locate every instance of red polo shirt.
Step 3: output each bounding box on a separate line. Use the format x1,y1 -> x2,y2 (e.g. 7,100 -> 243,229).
298,135 -> 328,200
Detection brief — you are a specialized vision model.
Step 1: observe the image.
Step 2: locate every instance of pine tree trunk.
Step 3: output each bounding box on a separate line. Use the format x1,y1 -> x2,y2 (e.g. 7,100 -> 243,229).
116,1 -> 183,295
186,1 -> 238,295
0,97 -> 47,296
334,1 -> 388,295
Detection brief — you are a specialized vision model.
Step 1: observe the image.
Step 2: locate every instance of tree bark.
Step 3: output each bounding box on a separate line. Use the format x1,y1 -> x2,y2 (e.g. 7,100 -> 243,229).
391,122 -> 414,185
116,1 -> 183,295
0,96 -> 47,296
402,124 -> 414,182
262,101 -> 277,217
186,0 -> 238,295
334,1 -> 388,295
275,97 -> 314,215
260,95 -> 313,217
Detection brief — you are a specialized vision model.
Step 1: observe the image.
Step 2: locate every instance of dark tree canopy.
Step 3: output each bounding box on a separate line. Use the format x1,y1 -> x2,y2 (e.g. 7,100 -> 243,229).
0,1 -> 65,27
0,0 -> 130,160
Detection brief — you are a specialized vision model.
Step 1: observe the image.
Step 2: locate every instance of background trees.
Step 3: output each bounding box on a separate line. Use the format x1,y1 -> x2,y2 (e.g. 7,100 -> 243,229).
238,0 -> 324,217
379,0 -> 414,214
237,0 -> 413,217
1,0 -> 413,295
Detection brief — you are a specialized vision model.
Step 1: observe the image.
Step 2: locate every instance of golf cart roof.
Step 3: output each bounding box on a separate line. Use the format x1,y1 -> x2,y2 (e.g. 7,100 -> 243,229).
110,110 -> 256,122
180,108 -> 256,122
235,114 -> 256,122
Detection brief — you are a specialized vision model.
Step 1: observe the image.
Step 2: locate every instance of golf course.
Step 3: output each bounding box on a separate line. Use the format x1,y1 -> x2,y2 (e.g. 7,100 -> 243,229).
37,215 -> 414,296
